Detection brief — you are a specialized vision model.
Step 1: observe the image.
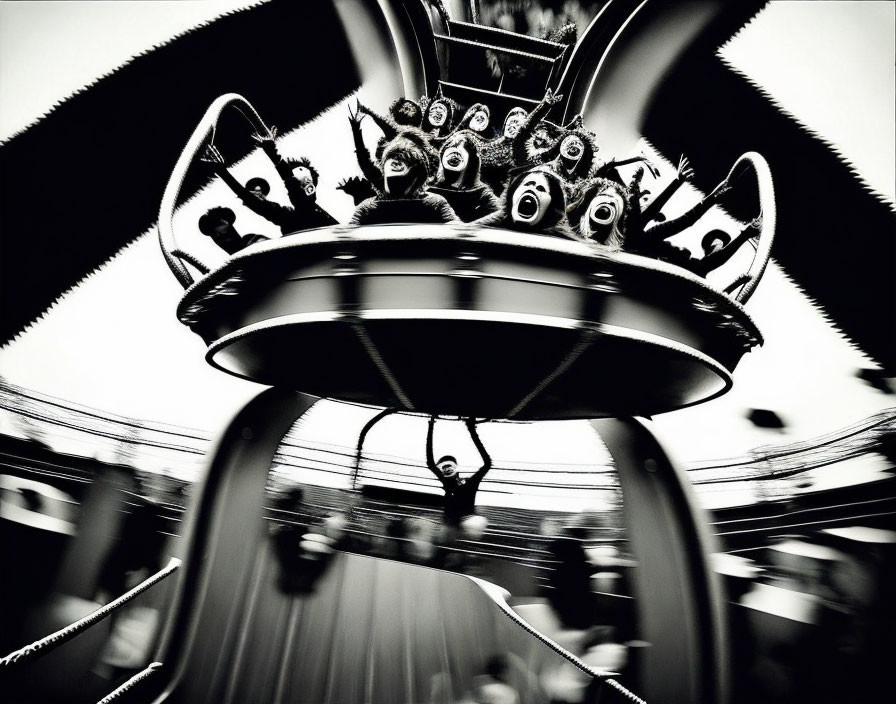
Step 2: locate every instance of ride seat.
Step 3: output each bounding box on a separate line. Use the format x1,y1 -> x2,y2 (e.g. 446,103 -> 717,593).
435,20 -> 570,118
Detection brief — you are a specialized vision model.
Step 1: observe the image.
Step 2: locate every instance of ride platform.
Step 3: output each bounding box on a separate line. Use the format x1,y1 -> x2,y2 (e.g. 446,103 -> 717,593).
177,224 -> 762,420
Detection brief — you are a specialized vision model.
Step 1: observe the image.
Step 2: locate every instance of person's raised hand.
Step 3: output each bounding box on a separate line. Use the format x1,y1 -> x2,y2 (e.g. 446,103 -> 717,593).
251,125 -> 278,145
544,88 -> 564,105
348,101 -> 365,129
200,144 -> 225,166
677,155 -> 694,181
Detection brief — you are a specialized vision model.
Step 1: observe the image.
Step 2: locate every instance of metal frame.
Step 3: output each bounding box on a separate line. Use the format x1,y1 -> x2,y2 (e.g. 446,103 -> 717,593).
594,417 -> 730,704
150,389 -> 319,703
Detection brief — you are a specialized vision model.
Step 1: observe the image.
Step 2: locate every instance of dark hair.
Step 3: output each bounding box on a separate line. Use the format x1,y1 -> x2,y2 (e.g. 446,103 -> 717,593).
380,131 -> 434,195
275,486 -> 304,510
246,177 -> 270,195
437,455 -> 457,466
390,98 -> 423,128
198,206 -> 236,236
283,156 -> 320,186
458,103 -> 491,132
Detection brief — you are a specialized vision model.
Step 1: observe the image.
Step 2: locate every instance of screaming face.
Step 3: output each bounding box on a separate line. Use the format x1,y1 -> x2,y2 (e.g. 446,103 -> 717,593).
511,171 -> 552,226
581,186 -> 625,244
384,156 -> 409,177
560,135 -> 585,163
441,141 -> 470,173
428,102 -> 448,127
469,110 -> 489,132
383,155 -> 413,195
397,101 -> 418,120
438,459 -> 458,478
504,113 -> 525,138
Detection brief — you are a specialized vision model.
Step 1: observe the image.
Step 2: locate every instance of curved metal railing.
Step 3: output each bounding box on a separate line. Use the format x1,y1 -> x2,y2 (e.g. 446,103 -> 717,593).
469,575 -> 646,703
0,558 -> 181,668
715,151 -> 777,305
157,93 -> 269,289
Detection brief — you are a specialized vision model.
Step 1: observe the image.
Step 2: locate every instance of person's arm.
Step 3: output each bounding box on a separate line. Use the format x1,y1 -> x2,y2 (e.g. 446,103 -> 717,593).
688,218 -> 761,277
358,102 -> 398,141
473,210 -> 505,228
253,126 -> 294,183
425,416 -> 449,489
622,166 -> 648,241
432,194 -> 461,223
349,198 -> 376,226
348,102 -> 384,192
512,89 -> 562,165
643,180 -> 730,242
475,186 -> 500,220
465,419 -> 492,488
426,415 -> 437,472
640,155 -> 694,224
202,145 -> 290,225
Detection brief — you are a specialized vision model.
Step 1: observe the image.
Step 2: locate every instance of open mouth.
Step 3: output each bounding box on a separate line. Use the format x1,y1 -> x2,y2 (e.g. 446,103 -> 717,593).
517,192 -> 539,219
445,152 -> 462,168
590,215 -> 610,229
594,204 -> 613,221
566,146 -> 581,158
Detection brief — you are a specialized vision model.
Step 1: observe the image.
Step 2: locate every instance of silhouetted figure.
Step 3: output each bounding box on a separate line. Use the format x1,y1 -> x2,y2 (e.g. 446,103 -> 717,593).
545,526 -> 595,630
198,206 -> 269,255
349,127 -> 458,225
426,417 -> 492,528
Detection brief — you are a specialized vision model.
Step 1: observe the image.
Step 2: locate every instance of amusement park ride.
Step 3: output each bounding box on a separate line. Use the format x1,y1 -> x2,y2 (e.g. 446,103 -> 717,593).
4,2 -> 782,703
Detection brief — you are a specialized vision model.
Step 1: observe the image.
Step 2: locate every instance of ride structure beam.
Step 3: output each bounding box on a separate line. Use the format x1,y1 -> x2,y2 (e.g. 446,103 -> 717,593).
593,417 -> 730,704
149,388 -> 319,704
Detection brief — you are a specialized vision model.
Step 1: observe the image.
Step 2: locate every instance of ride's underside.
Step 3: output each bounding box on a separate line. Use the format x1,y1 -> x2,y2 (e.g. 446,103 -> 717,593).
177,225 -> 761,420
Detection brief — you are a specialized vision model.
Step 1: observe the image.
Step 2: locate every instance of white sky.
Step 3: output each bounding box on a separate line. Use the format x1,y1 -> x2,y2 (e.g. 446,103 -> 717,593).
719,0 -> 896,207
0,1 -> 893,505
0,0 -> 268,141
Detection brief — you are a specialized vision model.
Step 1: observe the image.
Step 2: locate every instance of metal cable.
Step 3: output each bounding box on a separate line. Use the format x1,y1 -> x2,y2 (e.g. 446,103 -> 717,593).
506,327 -> 598,418
349,321 -> 415,411
0,559 -> 181,668
95,662 -> 163,704
469,577 -> 646,703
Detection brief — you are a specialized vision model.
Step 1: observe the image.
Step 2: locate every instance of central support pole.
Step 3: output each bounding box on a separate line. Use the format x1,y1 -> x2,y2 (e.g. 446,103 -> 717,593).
592,417 -> 730,704
152,388 -> 319,704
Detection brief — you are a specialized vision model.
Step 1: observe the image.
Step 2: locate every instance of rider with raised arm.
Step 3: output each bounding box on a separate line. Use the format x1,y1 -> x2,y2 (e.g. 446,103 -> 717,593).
203,136 -> 337,234
622,161 -> 762,276
511,88 -> 565,169
426,416 -> 493,529
198,206 -> 269,255
253,128 -> 338,230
